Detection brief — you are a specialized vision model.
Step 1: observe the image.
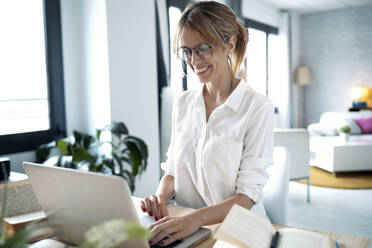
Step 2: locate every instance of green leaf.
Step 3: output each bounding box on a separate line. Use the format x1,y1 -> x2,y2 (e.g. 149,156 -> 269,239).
35,141 -> 56,163
123,170 -> 135,193
96,129 -> 102,139
67,143 -> 74,155
35,147 -> 51,163
123,135 -> 148,159
110,122 -> 129,136
73,130 -> 83,145
112,153 -> 123,174
102,159 -> 115,175
90,163 -> 103,172
56,156 -> 63,167
124,141 -> 142,177
72,147 -> 89,162
124,136 -> 148,175
83,136 -> 94,149
57,140 -> 70,155
120,156 -> 131,165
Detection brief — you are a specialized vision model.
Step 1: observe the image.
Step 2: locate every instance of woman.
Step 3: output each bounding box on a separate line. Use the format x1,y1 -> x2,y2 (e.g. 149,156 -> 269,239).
141,1 -> 274,246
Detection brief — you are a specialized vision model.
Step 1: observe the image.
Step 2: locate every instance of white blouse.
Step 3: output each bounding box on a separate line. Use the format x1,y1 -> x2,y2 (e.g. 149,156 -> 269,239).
161,80 -> 274,218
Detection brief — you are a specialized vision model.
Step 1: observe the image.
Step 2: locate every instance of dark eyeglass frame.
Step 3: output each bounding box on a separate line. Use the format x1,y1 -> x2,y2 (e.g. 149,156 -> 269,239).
177,43 -> 216,61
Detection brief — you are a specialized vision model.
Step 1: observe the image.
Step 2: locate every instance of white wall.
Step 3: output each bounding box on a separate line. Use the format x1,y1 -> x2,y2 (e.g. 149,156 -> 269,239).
242,0 -> 280,27
61,0 -> 110,135
106,0 -> 160,197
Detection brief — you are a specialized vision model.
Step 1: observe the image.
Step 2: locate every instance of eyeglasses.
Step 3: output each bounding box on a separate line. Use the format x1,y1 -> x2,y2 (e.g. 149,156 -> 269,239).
177,44 -> 215,61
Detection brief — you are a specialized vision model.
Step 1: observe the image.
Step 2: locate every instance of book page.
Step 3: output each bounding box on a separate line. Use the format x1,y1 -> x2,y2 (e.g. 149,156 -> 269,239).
29,239 -> 69,248
213,240 -> 241,248
214,204 -> 276,248
279,228 -> 335,248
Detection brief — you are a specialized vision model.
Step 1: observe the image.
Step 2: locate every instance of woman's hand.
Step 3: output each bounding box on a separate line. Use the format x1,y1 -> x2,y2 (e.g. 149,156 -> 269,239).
140,194 -> 169,221
148,214 -> 202,246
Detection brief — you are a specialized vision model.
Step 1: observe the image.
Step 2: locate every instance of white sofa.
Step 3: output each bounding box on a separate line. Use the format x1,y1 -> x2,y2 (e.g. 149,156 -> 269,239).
308,111 -> 372,172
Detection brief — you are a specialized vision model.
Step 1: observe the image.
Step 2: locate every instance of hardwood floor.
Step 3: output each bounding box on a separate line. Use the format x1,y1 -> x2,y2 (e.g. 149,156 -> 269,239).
288,181 -> 372,246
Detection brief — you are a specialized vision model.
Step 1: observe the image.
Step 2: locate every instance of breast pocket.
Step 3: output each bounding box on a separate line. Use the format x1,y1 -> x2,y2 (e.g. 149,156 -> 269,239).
174,131 -> 196,167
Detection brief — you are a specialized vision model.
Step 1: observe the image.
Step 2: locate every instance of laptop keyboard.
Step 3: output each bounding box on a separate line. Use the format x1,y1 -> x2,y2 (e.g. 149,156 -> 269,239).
150,239 -> 182,248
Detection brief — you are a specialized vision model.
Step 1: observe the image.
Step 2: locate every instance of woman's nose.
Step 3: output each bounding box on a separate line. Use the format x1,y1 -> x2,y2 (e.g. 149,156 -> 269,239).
190,51 -> 202,65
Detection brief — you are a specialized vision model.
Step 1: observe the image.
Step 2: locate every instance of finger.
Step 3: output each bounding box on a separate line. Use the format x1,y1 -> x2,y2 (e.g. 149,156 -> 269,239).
157,195 -> 168,218
150,194 -> 159,220
151,225 -> 178,245
160,233 -> 183,246
150,218 -> 178,240
140,200 -> 146,212
144,197 -> 153,216
148,216 -> 170,230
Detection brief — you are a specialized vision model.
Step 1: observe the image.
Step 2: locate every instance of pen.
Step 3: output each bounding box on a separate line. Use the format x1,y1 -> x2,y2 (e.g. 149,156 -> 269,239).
270,231 -> 280,248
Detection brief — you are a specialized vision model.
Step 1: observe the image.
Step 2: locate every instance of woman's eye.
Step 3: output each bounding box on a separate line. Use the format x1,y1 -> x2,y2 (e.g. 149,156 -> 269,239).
183,49 -> 191,56
199,45 -> 209,51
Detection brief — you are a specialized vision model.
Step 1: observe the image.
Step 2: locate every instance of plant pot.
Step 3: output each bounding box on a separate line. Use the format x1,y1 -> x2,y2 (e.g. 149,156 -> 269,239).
339,133 -> 350,143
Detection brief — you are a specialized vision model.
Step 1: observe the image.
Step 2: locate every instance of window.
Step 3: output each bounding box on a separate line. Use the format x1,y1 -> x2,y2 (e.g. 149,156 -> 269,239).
0,0 -> 66,155
245,28 -> 267,96
244,19 -> 279,101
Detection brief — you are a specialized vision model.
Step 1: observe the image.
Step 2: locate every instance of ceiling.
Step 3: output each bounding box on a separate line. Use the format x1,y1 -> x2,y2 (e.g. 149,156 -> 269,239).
259,0 -> 372,14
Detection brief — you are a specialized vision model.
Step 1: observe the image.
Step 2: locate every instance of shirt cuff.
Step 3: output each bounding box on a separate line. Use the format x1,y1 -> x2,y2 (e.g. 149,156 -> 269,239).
160,161 -> 174,177
235,157 -> 272,203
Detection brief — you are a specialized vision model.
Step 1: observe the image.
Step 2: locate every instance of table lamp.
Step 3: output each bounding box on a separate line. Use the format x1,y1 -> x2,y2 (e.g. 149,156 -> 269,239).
350,86 -> 372,108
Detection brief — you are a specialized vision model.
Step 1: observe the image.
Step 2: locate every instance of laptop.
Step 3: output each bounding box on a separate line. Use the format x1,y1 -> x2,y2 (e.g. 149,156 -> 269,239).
23,162 -> 211,248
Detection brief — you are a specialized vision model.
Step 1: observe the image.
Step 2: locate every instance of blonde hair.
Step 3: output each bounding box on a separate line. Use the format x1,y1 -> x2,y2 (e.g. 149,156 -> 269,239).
173,1 -> 248,78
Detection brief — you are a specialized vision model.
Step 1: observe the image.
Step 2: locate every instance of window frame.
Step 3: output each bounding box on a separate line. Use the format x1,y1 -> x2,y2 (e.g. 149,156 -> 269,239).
0,0 -> 66,155
167,0 -> 188,90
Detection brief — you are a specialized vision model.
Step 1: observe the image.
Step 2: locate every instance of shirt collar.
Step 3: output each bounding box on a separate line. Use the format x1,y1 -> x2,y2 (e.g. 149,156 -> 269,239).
224,79 -> 247,112
192,79 -> 247,112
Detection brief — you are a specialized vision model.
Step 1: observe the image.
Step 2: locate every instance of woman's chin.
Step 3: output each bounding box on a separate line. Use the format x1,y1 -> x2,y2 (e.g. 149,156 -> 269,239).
195,70 -> 212,83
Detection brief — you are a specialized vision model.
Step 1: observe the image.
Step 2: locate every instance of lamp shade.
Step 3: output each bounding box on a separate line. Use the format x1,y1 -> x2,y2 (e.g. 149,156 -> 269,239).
294,66 -> 312,85
350,86 -> 371,101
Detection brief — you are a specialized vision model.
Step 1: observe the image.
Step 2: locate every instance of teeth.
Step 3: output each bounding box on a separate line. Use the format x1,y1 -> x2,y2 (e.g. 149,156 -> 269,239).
195,66 -> 209,73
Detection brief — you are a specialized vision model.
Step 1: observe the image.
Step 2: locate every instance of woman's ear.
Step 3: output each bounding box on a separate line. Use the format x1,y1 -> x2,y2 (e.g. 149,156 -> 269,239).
227,35 -> 237,53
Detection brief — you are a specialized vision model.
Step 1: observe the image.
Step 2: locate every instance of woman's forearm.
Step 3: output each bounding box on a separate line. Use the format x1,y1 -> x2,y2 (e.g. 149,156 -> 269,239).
155,174 -> 175,203
190,193 -> 255,226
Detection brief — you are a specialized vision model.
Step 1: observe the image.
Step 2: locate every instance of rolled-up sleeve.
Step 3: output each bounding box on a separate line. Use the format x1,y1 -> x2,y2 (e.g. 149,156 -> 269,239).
236,102 -> 274,203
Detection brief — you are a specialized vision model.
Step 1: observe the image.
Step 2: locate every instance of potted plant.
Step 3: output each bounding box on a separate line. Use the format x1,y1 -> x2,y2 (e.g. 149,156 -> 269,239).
338,125 -> 351,142
35,122 -> 148,193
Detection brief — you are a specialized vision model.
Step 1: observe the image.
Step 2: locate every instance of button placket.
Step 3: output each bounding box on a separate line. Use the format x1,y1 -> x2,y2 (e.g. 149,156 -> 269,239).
196,125 -> 207,196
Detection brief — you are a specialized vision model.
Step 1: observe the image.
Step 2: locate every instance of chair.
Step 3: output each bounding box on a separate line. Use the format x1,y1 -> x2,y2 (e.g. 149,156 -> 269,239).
263,146 -> 289,225
274,129 -> 310,203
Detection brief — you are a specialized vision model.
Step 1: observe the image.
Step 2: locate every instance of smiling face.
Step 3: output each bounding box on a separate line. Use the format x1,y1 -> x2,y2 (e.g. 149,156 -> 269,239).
180,26 -> 230,84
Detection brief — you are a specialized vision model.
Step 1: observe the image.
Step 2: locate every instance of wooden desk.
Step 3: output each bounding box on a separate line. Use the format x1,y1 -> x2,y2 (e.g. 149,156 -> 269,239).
132,197 -> 371,248
4,197 -> 371,248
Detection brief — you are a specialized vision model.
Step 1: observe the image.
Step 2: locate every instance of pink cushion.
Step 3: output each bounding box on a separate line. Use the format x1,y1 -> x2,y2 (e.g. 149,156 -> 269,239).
355,117 -> 372,134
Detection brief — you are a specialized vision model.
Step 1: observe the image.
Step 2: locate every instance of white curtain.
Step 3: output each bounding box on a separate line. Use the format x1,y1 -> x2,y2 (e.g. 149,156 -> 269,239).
275,12 -> 291,128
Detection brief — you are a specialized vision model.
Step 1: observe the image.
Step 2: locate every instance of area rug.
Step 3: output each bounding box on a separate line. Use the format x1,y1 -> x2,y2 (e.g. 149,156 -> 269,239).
296,166 -> 372,189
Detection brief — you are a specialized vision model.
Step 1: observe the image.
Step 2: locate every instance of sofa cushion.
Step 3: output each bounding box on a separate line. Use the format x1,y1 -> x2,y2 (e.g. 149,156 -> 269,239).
317,111 -> 372,135
355,117 -> 372,134
308,123 -> 338,136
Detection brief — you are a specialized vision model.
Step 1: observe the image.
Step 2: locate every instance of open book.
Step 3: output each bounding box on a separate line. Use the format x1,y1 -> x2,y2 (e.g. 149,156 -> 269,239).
213,204 -> 337,248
